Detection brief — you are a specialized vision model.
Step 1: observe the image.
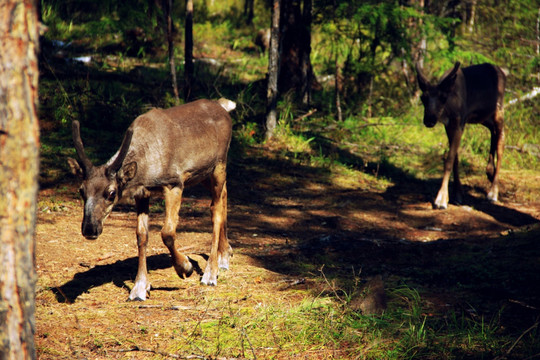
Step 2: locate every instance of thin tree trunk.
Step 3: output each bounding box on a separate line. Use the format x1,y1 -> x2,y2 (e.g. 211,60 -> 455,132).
467,0 -> 477,33
165,0 -> 180,105
184,0 -> 194,102
402,0 -> 425,99
244,0 -> 254,25
301,0 -> 312,106
0,1 -> 40,359
266,0 -> 280,140
335,54 -> 342,122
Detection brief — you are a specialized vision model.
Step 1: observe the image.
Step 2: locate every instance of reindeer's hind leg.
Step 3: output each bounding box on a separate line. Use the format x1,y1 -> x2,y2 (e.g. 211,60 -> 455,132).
217,181 -> 232,270
162,186 -> 193,278
201,162 -> 231,286
486,108 -> 504,202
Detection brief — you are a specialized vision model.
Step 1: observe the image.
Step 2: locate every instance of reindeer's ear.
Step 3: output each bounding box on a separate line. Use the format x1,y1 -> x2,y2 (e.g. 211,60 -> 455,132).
67,157 -> 84,178
117,161 -> 137,185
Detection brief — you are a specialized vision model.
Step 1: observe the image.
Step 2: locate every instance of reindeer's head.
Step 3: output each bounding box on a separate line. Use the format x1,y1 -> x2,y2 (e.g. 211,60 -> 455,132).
67,121 -> 137,239
416,62 -> 461,128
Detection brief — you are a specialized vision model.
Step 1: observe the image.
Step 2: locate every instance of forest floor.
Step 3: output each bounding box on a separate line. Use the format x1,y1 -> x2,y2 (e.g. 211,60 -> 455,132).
34,144 -> 540,359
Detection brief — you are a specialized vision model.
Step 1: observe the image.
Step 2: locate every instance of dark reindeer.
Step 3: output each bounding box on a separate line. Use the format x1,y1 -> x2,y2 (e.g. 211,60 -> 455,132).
67,98 -> 235,301
416,62 -> 506,209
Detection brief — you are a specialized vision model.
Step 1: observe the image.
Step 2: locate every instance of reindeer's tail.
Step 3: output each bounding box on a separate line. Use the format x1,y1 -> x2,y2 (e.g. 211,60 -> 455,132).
217,98 -> 236,112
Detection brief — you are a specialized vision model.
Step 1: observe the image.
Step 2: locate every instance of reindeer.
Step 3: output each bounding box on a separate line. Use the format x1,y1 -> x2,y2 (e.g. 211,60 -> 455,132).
416,62 -> 506,209
67,98 -> 235,301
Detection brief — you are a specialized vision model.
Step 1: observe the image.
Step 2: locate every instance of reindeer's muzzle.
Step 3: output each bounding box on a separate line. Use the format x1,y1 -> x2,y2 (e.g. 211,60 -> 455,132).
423,115 -> 438,128
81,220 -> 102,240
81,198 -> 103,240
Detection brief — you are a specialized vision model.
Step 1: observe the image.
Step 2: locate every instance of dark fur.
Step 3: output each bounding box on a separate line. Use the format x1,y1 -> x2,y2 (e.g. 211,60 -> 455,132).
416,62 -> 506,209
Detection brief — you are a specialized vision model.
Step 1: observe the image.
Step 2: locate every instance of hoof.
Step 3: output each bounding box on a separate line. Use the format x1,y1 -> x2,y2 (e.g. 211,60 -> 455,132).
129,281 -> 150,301
432,202 -> 448,210
487,189 -> 498,203
200,271 -> 217,286
173,259 -> 194,279
218,245 -> 233,270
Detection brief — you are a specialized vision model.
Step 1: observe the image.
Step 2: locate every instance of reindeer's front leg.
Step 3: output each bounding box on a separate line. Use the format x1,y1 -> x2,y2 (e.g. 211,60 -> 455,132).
162,186 -> 193,278
486,109 -> 504,202
434,123 -> 463,209
129,195 -> 151,301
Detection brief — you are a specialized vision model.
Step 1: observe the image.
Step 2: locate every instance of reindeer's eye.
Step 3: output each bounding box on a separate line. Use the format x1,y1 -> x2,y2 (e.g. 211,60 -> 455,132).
106,189 -> 117,201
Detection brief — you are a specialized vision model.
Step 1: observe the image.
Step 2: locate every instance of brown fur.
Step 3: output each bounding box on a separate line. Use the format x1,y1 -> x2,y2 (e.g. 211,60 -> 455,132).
68,99 -> 234,300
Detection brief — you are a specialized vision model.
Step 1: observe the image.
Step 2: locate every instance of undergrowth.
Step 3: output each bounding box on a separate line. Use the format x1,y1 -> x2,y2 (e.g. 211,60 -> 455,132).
156,280 -> 538,359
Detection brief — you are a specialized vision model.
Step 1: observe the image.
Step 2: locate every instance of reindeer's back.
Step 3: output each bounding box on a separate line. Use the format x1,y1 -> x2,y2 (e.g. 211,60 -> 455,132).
124,99 -> 233,188
462,63 -> 506,122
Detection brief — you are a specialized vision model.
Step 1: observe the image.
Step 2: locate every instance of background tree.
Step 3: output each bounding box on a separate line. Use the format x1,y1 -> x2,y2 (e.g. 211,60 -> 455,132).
244,0 -> 254,25
0,0 -> 40,358
266,0 -> 280,140
278,0 -> 314,103
165,0 -> 180,104
184,0 -> 194,101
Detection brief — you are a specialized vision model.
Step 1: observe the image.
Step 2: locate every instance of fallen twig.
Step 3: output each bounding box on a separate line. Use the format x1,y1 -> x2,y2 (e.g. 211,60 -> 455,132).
109,346 -> 201,359
241,327 -> 257,360
293,108 -> 317,122
494,321 -> 539,360
136,304 -> 194,311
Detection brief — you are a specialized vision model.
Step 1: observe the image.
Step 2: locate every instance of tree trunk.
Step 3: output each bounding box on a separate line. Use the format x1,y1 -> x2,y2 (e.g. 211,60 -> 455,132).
266,0 -> 280,140
244,0 -> 254,25
466,0 -> 477,33
0,1 -> 40,359
165,0 -> 180,105
335,54 -> 343,122
278,0 -> 314,99
402,0 -> 425,98
300,0 -> 312,106
184,0 -> 194,102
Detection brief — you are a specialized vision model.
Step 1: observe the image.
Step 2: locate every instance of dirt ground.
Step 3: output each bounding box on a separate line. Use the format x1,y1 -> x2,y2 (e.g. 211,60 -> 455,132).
35,147 -> 540,359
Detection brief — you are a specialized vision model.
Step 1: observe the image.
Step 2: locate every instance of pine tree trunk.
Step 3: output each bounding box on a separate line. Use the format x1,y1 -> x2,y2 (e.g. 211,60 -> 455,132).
266,0 -> 280,140
244,0 -> 254,25
0,0 -> 40,359
278,0 -> 314,97
184,0 -> 194,101
300,0 -> 312,106
166,0 -> 180,105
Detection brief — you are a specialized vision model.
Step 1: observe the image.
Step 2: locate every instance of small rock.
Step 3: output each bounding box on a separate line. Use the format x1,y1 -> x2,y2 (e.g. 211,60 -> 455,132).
349,275 -> 387,315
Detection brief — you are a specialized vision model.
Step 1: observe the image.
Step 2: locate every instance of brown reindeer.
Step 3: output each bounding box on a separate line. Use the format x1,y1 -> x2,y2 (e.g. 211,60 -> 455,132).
416,62 -> 506,209
68,98 -> 235,300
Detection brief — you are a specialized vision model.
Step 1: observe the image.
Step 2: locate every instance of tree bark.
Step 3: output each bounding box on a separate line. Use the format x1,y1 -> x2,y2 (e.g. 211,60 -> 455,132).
402,0 -> 425,98
0,0 -> 40,359
184,0 -> 194,102
165,0 -> 180,105
278,0 -> 314,99
300,0 -> 312,106
266,0 -> 280,140
244,0 -> 254,25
